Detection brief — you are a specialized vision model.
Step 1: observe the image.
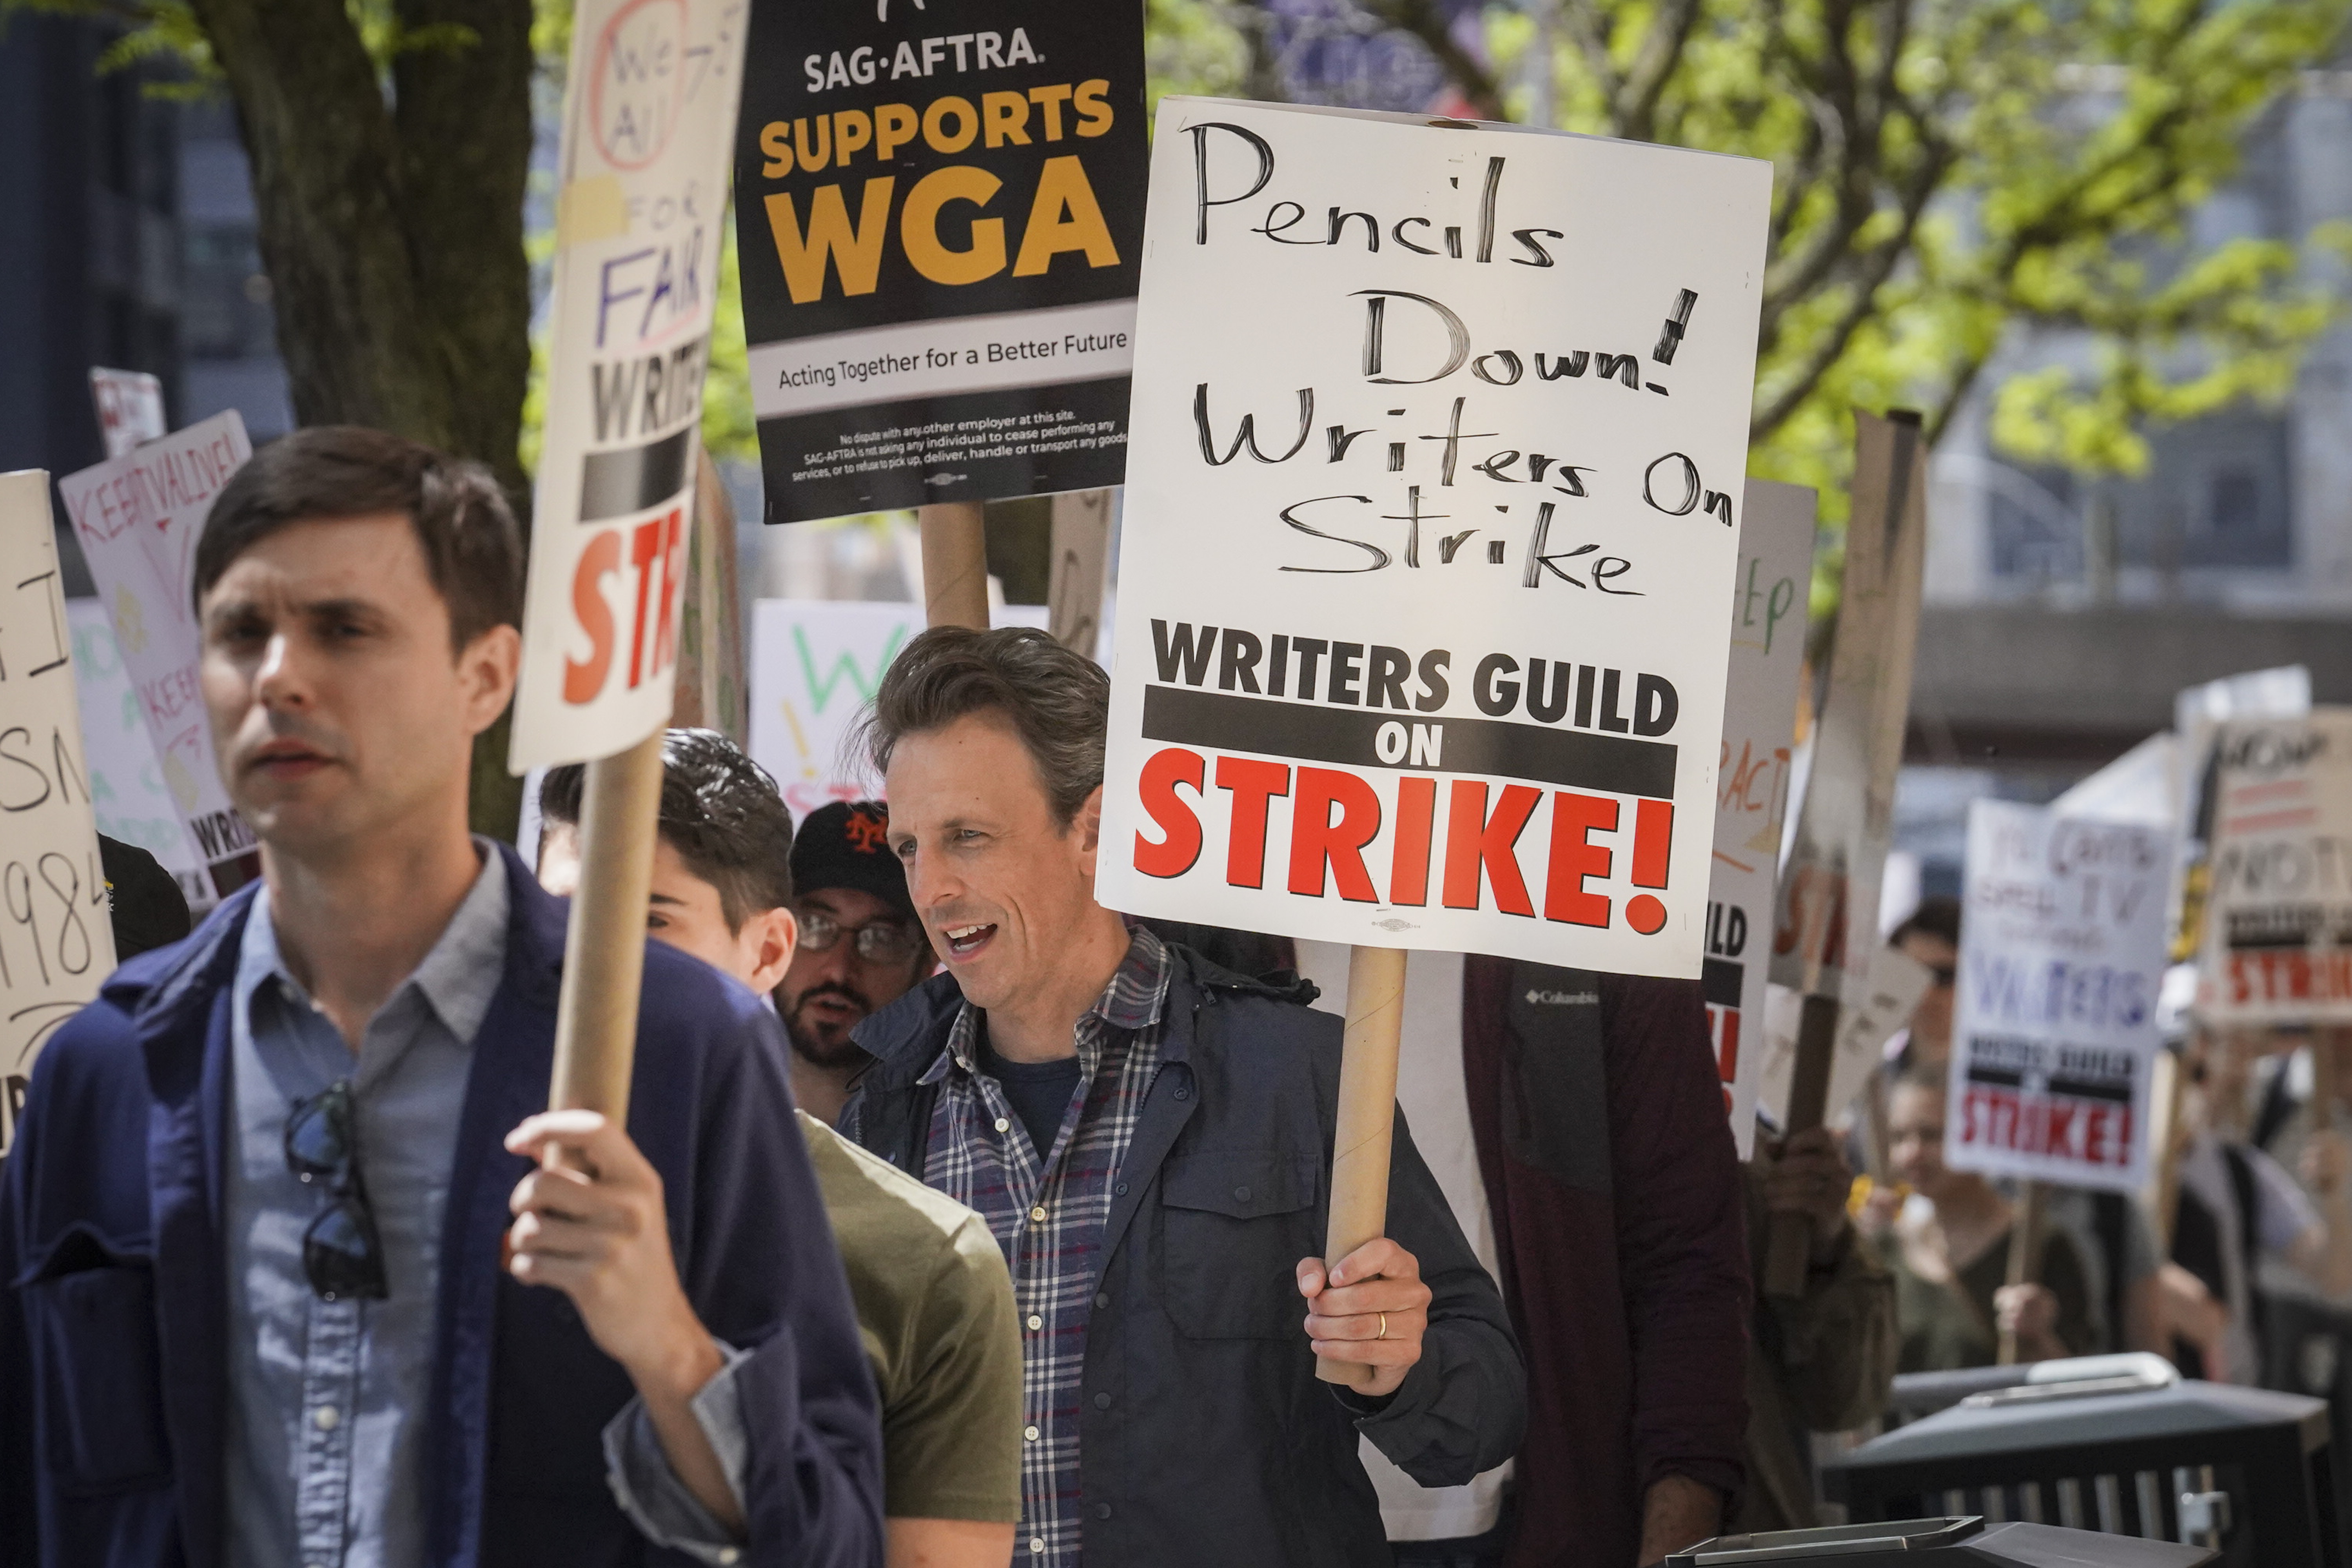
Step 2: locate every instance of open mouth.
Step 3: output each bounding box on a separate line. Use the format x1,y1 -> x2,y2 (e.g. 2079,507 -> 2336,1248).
940,922 -> 997,961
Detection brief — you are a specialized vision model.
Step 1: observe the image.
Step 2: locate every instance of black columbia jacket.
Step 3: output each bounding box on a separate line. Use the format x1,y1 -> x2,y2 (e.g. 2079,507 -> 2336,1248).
842,945 -> 1525,1566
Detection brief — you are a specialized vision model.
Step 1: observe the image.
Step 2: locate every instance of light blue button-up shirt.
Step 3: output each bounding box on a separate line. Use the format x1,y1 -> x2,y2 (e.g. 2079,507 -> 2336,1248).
221,844 -> 747,1567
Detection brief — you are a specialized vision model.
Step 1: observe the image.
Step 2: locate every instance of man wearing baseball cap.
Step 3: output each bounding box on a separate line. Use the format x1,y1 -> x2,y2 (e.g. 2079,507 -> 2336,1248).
781,802 -> 935,1123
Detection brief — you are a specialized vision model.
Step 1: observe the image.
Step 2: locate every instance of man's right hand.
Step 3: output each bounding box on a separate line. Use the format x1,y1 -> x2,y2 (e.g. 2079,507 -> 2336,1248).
1763,1127 -> 1854,1265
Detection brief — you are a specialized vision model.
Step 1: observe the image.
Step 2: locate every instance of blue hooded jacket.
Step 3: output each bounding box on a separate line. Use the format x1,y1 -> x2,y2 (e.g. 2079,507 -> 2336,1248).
0,844 -> 883,1568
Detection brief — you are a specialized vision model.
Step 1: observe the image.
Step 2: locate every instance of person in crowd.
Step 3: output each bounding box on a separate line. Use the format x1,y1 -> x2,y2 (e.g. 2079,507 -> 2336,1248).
1290,941 -> 1513,1566
2167,1028 -> 2352,1383
773,800 -> 938,1125
1880,1071 -> 2094,1369
838,626 -> 1525,1568
0,428 -> 881,1568
1886,897 -> 1960,1073
98,833 -> 192,958
1457,954 -> 1753,1566
1868,898 -> 2165,1358
537,731 -> 1025,1568
1737,1127 -> 1897,1534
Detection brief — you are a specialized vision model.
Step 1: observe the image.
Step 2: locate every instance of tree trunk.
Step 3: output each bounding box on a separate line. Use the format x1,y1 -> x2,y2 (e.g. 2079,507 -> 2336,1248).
186,0 -> 535,836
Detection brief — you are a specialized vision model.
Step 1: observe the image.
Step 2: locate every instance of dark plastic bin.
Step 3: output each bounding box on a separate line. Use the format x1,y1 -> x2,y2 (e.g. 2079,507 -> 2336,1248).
1823,1378 -> 2336,1568
1664,1517 -> 2213,1565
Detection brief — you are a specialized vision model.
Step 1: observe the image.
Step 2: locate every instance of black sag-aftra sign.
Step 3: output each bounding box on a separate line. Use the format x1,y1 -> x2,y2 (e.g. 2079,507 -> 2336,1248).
733,0 -> 1146,523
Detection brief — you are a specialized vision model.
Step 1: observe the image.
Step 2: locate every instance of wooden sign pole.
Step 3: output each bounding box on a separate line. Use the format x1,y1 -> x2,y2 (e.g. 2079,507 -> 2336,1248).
546,728 -> 669,1121
1996,1180 -> 2047,1366
920,502 -> 991,632
1319,944 -> 1408,1388
1764,993 -> 1841,1298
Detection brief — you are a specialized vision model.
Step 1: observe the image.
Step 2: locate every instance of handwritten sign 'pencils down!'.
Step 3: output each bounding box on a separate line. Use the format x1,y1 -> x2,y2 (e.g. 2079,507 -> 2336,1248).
1096,102 -> 1772,977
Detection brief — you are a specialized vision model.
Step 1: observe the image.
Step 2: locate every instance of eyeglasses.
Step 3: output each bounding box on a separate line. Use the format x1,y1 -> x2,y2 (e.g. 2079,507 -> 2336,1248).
799,909 -> 924,964
284,1080 -> 388,1302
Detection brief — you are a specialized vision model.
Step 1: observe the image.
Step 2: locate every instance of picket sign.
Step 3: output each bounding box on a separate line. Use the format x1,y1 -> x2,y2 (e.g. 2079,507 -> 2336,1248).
1,474 -> 117,1158
510,0 -> 748,1120
1946,800 -> 2169,1195
1092,101 -> 1768,1378
1047,489 -> 1116,661
56,412 -> 261,901
731,0 -> 1147,523
1753,945 -> 1934,1133
1706,480 -> 1815,1156
1762,410 -> 1928,1297
66,599 -> 212,913
2195,708 -> 2352,1025
2170,666 -> 2308,966
89,367 -> 167,458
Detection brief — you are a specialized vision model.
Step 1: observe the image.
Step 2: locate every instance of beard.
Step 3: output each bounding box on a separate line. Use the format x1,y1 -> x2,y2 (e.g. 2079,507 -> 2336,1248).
783,982 -> 873,1070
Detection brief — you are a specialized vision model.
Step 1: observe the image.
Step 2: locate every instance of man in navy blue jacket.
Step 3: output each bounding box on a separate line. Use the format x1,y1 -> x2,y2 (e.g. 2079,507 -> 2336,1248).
0,427 -> 882,1568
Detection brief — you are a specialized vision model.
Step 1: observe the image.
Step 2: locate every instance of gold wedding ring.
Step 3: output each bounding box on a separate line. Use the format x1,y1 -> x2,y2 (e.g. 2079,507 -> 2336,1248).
1376,1312 -> 1389,1341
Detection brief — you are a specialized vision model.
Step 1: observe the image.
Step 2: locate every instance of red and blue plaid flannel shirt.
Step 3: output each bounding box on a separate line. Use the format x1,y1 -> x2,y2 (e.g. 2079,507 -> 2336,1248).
918,925 -> 1172,1566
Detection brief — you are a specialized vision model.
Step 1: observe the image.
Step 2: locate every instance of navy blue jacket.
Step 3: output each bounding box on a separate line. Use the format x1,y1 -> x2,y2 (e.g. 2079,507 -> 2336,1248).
0,844 -> 883,1568
843,947 -> 1526,1567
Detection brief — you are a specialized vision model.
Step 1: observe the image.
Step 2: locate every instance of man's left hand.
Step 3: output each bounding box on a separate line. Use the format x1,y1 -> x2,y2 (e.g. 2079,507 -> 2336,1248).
505,1110 -> 721,1390
1297,1238 -> 1431,1399
505,1110 -> 741,1535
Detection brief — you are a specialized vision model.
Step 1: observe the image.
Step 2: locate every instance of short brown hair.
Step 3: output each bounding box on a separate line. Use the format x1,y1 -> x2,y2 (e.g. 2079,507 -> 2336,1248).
859,626 -> 1107,826
193,426 -> 524,650
539,728 -> 795,931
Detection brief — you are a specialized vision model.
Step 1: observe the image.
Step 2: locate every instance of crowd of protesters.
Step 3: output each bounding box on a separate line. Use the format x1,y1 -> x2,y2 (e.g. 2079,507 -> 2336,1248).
8,424 -> 2352,1568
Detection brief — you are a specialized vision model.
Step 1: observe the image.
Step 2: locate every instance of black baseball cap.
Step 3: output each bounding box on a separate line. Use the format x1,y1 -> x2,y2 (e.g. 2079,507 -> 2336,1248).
789,801 -> 916,922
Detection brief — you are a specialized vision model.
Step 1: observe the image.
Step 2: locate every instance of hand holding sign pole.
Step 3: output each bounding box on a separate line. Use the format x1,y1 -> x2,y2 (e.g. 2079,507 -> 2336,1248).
1095,104 -> 1771,1376
511,0 -> 747,1118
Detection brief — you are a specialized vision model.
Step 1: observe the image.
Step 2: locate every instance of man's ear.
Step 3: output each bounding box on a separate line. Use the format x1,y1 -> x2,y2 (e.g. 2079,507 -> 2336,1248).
1073,784 -> 1105,874
747,907 -> 799,995
458,623 -> 523,737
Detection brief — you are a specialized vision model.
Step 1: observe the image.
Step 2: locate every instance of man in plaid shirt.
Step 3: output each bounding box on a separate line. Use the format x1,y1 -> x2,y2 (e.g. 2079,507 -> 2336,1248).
841,628 -> 1525,1568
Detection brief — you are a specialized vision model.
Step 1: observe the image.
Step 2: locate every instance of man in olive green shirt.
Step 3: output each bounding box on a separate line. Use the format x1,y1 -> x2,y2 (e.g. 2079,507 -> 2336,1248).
538,730 -> 1023,1566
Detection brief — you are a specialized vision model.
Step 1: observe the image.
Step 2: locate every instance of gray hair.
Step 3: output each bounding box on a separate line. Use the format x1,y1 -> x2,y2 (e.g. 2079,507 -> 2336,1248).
858,626 -> 1108,826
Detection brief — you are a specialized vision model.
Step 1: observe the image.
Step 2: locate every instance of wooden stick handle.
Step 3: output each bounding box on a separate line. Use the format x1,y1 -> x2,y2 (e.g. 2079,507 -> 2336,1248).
546,728 -> 668,1122
918,502 -> 990,632
1764,993 -> 1842,1298
1318,945 -> 1407,1389
1996,1180 -> 2046,1366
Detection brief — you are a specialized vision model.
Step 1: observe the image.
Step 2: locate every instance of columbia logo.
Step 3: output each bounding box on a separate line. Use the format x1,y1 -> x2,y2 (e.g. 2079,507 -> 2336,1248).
1525,989 -> 1599,1006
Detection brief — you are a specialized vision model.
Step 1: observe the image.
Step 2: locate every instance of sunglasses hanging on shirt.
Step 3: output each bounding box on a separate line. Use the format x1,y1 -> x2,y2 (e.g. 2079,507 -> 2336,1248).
284,1079 -> 390,1302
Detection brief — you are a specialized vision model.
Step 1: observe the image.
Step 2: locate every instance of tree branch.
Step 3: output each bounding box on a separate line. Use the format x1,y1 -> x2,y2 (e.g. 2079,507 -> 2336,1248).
1612,0 -> 1704,142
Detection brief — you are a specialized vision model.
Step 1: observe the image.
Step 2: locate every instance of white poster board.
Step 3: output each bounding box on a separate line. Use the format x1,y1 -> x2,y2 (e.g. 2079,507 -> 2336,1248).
2196,709 -> 2352,1024
2,473 -> 118,1156
2171,666 -> 2309,965
509,0 -> 748,769
1047,489 -> 1115,662
1947,800 -> 2168,1192
748,598 -> 1055,819
56,412 -> 258,896
1095,100 -> 1771,973
1755,946 -> 1933,1131
1707,480 -> 1815,1155
89,367 -> 167,458
1769,412 -> 1926,1002
66,599 -> 210,911
749,599 -> 916,818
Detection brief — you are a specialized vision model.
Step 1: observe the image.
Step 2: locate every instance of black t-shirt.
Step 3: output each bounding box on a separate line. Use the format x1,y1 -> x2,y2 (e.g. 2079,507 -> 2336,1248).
976,1034 -> 1084,1161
